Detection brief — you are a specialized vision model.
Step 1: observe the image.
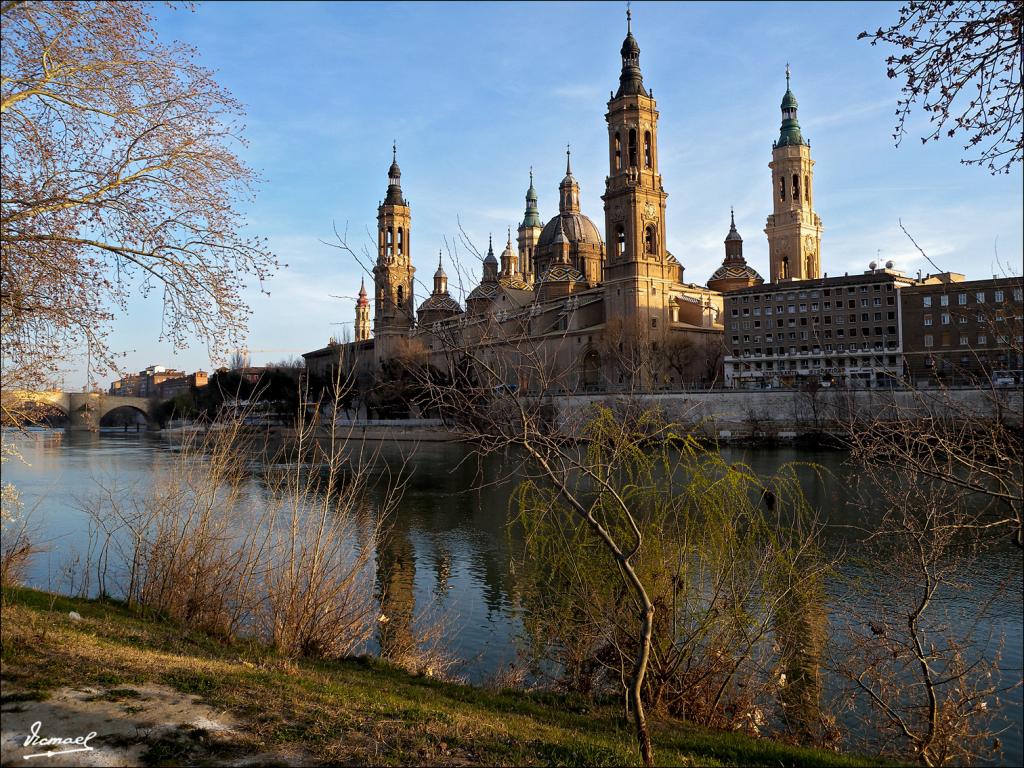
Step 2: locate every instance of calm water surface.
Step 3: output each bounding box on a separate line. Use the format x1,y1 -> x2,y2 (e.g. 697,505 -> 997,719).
4,429 -> 1021,763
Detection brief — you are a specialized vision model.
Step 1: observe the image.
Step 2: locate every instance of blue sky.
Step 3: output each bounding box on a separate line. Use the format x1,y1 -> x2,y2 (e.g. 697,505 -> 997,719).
73,1 -> 1023,387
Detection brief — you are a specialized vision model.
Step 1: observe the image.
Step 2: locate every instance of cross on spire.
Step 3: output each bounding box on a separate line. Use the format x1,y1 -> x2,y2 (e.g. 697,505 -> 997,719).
392,141 -> 397,162
565,143 -> 572,175
626,1 -> 631,32
785,63 -> 790,87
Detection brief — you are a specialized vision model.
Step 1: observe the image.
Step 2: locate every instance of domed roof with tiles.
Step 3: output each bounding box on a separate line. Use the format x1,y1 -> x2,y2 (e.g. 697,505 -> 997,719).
536,212 -> 603,249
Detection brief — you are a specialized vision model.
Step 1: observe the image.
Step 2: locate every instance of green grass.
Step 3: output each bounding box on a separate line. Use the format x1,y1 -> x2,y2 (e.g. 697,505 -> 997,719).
1,586 -> 885,766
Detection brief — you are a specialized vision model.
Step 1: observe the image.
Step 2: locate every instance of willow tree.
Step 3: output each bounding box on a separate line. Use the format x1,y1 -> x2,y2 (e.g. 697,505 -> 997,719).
0,1 -> 277,406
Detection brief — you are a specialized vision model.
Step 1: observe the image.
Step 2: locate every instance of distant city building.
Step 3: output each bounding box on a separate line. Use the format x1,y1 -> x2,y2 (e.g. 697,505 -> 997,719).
901,276 -> 1023,385
108,366 -> 208,398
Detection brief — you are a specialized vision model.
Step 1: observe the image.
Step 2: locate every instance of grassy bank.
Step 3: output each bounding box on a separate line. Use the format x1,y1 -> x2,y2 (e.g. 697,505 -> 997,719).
1,588 -> 881,767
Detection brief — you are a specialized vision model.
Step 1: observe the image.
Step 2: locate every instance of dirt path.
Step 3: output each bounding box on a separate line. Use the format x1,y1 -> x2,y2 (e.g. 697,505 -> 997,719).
0,683 -> 306,767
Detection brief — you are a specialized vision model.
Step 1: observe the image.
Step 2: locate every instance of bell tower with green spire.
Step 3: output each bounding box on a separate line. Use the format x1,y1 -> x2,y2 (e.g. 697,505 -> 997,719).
765,66 -> 822,283
517,168 -> 543,284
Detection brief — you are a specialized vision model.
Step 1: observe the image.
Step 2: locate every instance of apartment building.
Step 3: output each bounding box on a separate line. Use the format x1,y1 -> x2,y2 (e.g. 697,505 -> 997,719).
901,276 -> 1024,385
723,265 -> 919,389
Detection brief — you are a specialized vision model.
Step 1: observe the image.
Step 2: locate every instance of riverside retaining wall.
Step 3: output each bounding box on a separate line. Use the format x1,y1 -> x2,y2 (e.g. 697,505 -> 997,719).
551,387 -> 1023,440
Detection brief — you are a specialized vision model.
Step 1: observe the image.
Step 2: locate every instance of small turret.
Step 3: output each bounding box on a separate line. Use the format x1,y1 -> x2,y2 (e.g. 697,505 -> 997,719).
776,65 -> 806,148
518,168 -> 544,282
384,142 -> 407,205
558,146 -> 581,214
482,233 -> 499,282
708,209 -> 763,293
355,276 -> 372,341
616,7 -> 647,98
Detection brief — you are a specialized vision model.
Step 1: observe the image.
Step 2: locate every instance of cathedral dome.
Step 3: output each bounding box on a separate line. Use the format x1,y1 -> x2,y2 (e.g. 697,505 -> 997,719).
536,211 -> 603,249
417,293 -> 462,315
709,262 -> 763,284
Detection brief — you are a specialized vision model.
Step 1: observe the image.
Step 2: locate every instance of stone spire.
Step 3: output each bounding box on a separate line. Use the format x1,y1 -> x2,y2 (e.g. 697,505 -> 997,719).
558,145 -> 581,213
776,65 -> 805,148
355,276 -> 371,341
482,233 -> 498,281
708,208 -> 763,293
615,5 -> 647,98
433,250 -> 447,294
724,208 -> 743,261
500,227 -> 519,277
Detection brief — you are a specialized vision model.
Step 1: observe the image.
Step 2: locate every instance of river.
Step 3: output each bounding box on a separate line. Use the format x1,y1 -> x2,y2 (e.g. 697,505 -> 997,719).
2,429 -> 1021,764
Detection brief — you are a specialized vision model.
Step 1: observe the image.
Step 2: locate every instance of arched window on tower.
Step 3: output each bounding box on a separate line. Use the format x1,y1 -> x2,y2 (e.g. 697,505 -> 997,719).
645,225 -> 656,255
628,129 -> 637,167
396,285 -> 404,308
781,256 -> 790,280
792,174 -> 800,203
644,131 -> 652,168
397,227 -> 404,256
805,175 -> 810,206
616,225 -> 626,259
779,176 -> 786,201
614,132 -> 622,171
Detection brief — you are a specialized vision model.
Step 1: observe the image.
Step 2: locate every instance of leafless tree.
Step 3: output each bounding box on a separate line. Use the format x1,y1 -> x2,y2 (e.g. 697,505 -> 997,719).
1,1 -> 278,406
859,1 -> 1022,173
836,462 -> 1019,766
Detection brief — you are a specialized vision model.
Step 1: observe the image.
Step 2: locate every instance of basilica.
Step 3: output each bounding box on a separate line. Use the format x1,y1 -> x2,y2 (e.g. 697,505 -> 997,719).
304,12 -> 824,393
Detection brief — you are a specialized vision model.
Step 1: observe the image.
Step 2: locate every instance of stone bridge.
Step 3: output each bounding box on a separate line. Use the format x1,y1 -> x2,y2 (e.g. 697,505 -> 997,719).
2,390 -> 155,430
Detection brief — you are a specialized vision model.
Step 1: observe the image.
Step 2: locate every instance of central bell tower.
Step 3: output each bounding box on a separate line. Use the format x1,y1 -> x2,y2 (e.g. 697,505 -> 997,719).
373,144 -> 415,365
602,9 -> 677,330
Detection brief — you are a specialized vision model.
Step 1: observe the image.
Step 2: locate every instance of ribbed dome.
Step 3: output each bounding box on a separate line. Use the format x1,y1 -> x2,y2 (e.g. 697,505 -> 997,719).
499,274 -> 531,291
781,88 -> 798,110
466,281 -> 499,302
417,293 -> 462,315
536,212 -> 603,249
709,262 -> 764,284
538,262 -> 585,284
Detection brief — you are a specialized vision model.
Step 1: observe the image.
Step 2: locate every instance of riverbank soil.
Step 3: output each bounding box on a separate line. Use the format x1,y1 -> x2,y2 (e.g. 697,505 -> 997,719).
1,588 -> 878,767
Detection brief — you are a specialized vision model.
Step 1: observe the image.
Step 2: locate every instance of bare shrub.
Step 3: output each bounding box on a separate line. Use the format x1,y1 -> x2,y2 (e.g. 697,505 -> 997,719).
1,475 -> 35,591
835,466 -> 1019,766
82,379 -> 396,659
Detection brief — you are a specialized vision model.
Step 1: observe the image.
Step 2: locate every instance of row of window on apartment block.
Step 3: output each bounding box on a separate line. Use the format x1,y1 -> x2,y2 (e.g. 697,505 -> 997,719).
733,312 -> 897,331
921,288 -> 1022,307
731,355 -> 900,371
731,295 -> 895,318
923,333 -> 1024,348
730,284 -> 895,304
732,343 -> 899,358
923,312 -> 1023,326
